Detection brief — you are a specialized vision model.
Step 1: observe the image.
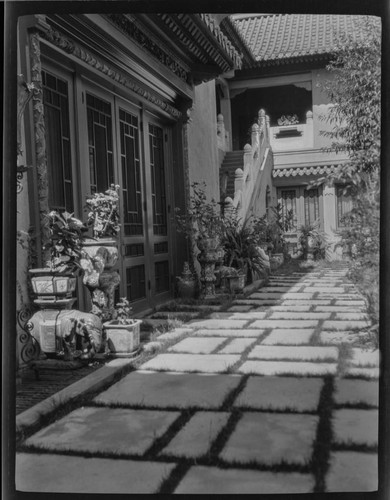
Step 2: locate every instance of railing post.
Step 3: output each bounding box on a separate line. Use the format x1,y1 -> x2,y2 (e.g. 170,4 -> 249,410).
234,167 -> 244,199
251,123 -> 260,158
265,114 -> 270,143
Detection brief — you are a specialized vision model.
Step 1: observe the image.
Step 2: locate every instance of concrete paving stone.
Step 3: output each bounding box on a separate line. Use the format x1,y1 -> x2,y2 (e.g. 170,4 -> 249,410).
220,412 -> 318,465
344,367 -> 380,379
24,407 -> 180,455
218,338 -> 257,353
94,372 -> 241,409
335,312 -> 370,321
314,306 -> 365,312
261,286 -> 297,292
322,320 -> 370,330
156,329 -> 193,341
160,411 -> 229,458
334,379 -> 379,407
269,305 -> 313,312
282,299 -> 332,305
262,329 -> 315,345
238,361 -> 337,376
326,452 -> 378,492
235,299 -> 280,306
226,305 -> 253,312
334,300 -> 366,306
16,453 -> 176,494
188,319 -> 249,329
209,311 -> 267,320
302,287 -> 346,293
168,337 -> 227,354
139,353 -> 241,373
268,311 -> 331,320
174,466 -> 315,494
233,376 -> 323,412
319,331 -> 360,345
281,293 -> 316,300
248,345 -> 339,361
249,319 -> 319,329
333,409 -> 378,447
250,292 -> 286,299
349,348 -> 380,367
193,328 -> 264,338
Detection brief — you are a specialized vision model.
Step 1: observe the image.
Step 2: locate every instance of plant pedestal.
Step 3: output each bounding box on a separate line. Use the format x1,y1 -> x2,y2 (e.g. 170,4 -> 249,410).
103,319 -> 142,357
197,237 -> 220,300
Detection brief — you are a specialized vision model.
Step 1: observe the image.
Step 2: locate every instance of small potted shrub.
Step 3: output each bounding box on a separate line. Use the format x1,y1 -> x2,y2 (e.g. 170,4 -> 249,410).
29,210 -> 87,302
103,297 -> 142,357
299,221 -> 327,260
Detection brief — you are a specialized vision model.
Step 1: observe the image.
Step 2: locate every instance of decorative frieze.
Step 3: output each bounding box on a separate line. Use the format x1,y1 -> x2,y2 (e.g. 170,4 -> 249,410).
272,164 -> 339,178
39,26 -> 182,120
106,14 -> 191,85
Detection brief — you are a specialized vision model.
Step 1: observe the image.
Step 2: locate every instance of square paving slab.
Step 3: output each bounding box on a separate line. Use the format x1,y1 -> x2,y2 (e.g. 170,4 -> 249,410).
174,466 -> 315,494
269,305 -> 313,312
220,412 -> 318,465
334,379 -> 379,407
332,409 -> 378,447
249,319 -> 319,329
268,311 -> 331,320
326,452 -> 378,492
238,361 -> 337,376
247,345 -> 339,361
139,353 -> 240,373
168,336 -> 227,354
188,319 -> 249,329
16,453 -> 176,494
344,367 -> 380,379
94,372 -> 241,409
349,348 -> 380,367
261,329 -> 315,345
233,376 -> 323,412
319,331 -> 360,345
218,338 -> 257,353
160,411 -> 229,458
322,320 -> 371,330
24,407 -> 180,455
193,328 -> 264,338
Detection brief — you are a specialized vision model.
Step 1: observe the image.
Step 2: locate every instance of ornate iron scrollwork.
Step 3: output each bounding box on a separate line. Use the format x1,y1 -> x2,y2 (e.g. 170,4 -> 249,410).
17,305 -> 41,364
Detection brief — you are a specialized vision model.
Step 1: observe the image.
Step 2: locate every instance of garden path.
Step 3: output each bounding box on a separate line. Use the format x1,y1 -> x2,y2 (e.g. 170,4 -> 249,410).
16,263 -> 379,494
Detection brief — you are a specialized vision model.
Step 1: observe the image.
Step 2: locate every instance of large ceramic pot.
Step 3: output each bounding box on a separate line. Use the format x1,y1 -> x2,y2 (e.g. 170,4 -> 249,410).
103,319 -> 142,357
81,237 -> 119,270
29,268 -> 77,302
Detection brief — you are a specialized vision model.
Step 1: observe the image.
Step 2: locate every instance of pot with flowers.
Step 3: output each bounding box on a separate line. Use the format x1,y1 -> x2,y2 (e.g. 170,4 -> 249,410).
29,210 -> 87,306
103,297 -> 142,357
175,182 -> 225,299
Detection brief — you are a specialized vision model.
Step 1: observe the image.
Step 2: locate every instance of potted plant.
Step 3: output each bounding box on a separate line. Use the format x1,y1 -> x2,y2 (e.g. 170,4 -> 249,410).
103,297 -> 142,357
298,221 -> 327,260
82,184 -> 121,270
29,211 -> 87,302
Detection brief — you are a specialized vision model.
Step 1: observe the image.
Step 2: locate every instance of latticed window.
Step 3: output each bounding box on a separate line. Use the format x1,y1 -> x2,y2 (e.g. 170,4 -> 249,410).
280,189 -> 297,231
42,70 -> 73,211
336,185 -> 354,227
149,124 -> 167,236
304,188 -> 319,225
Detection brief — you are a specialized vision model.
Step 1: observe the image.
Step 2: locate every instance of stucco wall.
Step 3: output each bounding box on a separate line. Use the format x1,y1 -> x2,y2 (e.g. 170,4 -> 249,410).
187,81 -> 220,201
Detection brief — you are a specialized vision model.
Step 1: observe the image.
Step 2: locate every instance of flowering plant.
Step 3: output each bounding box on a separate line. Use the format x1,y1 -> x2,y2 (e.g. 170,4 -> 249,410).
86,184 -> 120,238
44,211 -> 87,272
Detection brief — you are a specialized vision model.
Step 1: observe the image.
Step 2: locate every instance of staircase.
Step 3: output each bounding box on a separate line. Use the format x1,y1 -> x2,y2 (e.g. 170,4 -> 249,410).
220,150 -> 244,200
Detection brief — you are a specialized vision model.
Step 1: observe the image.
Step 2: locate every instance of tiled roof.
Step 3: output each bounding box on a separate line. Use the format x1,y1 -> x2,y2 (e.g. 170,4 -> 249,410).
232,14 -> 375,65
273,164 -> 339,178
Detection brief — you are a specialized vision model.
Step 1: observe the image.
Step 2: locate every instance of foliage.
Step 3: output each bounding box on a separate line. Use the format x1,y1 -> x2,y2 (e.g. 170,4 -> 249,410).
175,182 -> 224,241
114,297 -> 134,324
298,220 -> 327,260
43,211 -> 87,272
252,204 -> 294,254
86,184 -> 121,239
318,16 -> 380,326
221,212 -> 268,284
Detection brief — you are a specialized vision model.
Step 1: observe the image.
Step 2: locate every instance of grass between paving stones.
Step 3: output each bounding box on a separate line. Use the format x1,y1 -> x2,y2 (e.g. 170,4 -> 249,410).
221,329 -> 272,374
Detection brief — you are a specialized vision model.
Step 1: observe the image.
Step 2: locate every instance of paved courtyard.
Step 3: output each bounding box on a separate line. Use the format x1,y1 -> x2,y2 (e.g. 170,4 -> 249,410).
16,264 -> 379,494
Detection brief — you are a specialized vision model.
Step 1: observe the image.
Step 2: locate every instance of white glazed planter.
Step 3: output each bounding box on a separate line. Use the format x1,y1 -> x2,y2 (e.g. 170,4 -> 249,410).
103,319 -> 142,357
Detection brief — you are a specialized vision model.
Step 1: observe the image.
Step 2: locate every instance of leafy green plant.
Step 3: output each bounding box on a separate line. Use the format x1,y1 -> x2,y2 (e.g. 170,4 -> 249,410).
252,204 -> 294,254
113,297 -> 135,324
298,221 -> 327,260
43,210 -> 87,272
175,182 -> 224,241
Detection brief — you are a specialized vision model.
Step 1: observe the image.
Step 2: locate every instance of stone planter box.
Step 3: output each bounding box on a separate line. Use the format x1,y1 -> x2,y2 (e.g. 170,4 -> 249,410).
29,269 -> 77,301
103,319 -> 142,357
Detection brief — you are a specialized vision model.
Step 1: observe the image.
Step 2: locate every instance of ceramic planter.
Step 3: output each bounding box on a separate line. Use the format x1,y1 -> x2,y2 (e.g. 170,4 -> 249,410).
81,237 -> 119,269
103,319 -> 142,357
29,268 -> 77,301
228,273 -> 246,292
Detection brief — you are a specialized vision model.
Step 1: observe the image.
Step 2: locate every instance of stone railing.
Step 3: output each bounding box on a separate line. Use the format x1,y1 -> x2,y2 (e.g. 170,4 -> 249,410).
226,109 -> 271,221
217,113 -> 230,152
270,110 -> 313,151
